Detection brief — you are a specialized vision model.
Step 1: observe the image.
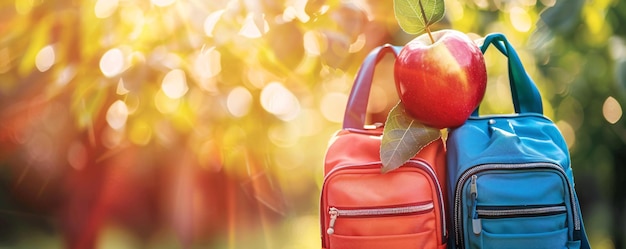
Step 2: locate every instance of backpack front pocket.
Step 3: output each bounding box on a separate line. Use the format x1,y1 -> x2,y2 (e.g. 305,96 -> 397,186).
469,204 -> 569,249
329,230 -> 436,249
453,163 -> 581,249
327,202 -> 435,235
321,160 -> 446,249
473,204 -> 567,234
326,202 -> 437,249
479,228 -> 569,249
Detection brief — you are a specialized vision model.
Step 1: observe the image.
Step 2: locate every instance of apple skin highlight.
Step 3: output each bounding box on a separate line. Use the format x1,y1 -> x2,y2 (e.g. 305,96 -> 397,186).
394,29 -> 487,129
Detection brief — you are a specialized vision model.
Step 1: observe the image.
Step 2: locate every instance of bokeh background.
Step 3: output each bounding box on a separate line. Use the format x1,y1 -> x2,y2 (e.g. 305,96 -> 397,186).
0,0 -> 625,248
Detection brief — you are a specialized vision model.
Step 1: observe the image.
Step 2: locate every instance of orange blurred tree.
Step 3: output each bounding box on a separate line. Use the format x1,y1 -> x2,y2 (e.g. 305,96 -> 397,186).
0,0 -> 625,248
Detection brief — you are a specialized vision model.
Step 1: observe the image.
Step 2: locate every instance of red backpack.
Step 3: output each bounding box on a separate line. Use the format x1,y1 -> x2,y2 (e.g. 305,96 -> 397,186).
320,45 -> 448,249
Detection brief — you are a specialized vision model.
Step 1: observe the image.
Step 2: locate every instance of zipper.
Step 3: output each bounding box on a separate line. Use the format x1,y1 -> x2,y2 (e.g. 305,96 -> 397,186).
453,163 -> 580,246
472,204 -> 567,235
326,202 -> 434,235
320,160 -> 446,246
469,175 -> 480,235
476,205 -> 567,218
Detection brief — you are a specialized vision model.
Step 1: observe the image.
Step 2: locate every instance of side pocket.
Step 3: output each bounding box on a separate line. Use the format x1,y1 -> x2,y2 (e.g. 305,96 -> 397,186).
329,229 -> 436,249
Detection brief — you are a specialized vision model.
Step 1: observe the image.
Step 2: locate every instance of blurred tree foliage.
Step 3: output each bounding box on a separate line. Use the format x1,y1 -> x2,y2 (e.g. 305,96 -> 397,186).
0,0 -> 624,248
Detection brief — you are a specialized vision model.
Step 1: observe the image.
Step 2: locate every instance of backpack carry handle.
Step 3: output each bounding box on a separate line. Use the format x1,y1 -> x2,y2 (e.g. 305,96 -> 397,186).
472,33 -> 543,116
343,44 -> 403,129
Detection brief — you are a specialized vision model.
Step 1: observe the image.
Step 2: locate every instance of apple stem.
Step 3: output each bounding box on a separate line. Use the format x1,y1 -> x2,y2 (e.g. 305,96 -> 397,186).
417,0 -> 435,44
425,26 -> 435,44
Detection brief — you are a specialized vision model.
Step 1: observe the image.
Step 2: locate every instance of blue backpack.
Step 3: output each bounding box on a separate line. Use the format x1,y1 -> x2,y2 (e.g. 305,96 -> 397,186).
446,33 -> 591,249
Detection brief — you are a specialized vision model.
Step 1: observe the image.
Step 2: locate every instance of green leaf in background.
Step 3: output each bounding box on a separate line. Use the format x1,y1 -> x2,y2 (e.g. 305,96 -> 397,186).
394,0 -> 445,34
380,102 -> 441,173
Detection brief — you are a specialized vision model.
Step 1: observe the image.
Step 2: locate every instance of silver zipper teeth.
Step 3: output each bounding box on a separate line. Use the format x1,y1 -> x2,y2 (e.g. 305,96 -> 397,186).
453,162 -> 580,245
321,160 -> 447,239
476,206 -> 567,217
335,202 -> 434,217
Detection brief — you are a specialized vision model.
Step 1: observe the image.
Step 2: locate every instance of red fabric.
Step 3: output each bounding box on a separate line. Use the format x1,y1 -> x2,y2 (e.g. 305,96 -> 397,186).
321,128 -> 447,249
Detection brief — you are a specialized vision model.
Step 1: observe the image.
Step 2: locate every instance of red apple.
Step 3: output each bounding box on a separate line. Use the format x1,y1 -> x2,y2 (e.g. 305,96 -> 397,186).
394,29 -> 487,129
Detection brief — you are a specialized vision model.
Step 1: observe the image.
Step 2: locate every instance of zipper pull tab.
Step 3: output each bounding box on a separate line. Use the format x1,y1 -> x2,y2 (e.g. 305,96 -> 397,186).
469,175 -> 481,235
472,217 -> 482,235
327,207 -> 339,235
470,175 -> 478,199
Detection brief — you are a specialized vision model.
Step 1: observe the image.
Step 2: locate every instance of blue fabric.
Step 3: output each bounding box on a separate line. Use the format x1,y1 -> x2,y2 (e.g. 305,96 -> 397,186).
446,33 -> 590,249
447,115 -> 572,179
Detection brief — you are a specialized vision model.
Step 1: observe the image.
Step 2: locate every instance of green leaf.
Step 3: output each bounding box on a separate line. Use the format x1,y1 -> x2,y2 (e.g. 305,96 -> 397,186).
394,0 -> 445,34
380,102 -> 441,173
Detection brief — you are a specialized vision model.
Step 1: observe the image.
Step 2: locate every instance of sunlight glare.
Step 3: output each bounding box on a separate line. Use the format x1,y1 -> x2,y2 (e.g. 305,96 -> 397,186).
282,6 -> 298,22
540,0 -> 557,7
247,67 -> 269,89
510,6 -> 532,32
196,75 -> 219,93
603,96 -> 622,124
56,65 -> 76,86
129,120 -> 152,146
227,87 -> 253,118
194,47 -> 221,79
366,85 -> 388,114
239,13 -> 269,38
120,4 -> 145,39
121,94 -> 139,116
100,48 -> 125,78
282,1 -> 310,23
483,75 -> 514,114
154,90 -> 180,114
304,31 -> 324,55
293,0 -> 311,22
348,33 -> 367,53
94,0 -> 119,19
268,123 -> 300,148
260,82 -> 301,121
292,108 -> 324,137
161,69 -> 188,99
106,100 -> 129,130
474,0 -> 489,9
289,215 -> 320,249
35,45 -> 55,72
15,0 -> 35,15
320,92 -> 348,123
447,0 -> 464,22
151,0 -> 175,7
116,79 -> 130,95
520,0 -> 537,6
203,10 -> 225,37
